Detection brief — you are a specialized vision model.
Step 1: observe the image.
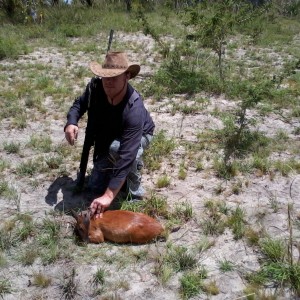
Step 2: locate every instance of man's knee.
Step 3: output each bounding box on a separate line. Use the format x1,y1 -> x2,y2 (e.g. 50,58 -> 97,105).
109,140 -> 120,160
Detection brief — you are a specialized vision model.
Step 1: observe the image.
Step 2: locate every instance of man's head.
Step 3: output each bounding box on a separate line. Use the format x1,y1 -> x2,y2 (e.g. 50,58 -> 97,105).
101,72 -> 130,100
90,51 -> 140,79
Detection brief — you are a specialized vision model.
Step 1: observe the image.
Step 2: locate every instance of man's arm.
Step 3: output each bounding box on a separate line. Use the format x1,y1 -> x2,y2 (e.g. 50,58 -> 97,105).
90,180 -> 125,218
64,82 -> 91,132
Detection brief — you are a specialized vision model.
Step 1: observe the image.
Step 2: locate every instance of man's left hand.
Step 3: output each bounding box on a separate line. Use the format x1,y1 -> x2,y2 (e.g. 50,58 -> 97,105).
90,195 -> 113,219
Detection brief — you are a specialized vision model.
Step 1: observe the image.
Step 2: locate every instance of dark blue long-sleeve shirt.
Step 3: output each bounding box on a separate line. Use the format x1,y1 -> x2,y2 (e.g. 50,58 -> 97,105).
65,77 -> 155,190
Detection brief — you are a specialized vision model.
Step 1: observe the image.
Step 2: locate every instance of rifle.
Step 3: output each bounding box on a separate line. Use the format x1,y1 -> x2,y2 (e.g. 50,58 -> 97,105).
76,29 -> 114,188
107,29 -> 114,54
76,132 -> 94,187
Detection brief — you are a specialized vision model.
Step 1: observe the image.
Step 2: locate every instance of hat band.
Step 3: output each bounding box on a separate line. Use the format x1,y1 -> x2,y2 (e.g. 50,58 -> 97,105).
102,64 -> 127,69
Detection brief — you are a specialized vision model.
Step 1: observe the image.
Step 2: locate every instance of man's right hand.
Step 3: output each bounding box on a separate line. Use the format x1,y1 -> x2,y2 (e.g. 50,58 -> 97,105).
65,124 -> 78,146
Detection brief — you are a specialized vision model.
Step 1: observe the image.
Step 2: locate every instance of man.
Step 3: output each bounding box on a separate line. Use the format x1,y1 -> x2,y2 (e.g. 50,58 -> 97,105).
64,52 -> 155,218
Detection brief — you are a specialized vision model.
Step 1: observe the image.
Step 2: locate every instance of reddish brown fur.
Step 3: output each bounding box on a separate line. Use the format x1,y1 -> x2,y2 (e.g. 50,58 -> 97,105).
72,210 -> 164,244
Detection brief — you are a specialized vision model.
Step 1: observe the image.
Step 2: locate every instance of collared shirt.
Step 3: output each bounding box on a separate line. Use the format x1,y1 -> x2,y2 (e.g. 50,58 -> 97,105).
65,77 -> 155,190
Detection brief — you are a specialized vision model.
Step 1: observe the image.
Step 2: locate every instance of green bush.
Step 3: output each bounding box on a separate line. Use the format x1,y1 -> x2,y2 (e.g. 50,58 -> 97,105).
0,34 -> 28,60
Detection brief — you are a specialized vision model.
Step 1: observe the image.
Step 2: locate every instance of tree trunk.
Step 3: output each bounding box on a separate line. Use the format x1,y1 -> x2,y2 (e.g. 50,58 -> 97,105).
125,0 -> 132,12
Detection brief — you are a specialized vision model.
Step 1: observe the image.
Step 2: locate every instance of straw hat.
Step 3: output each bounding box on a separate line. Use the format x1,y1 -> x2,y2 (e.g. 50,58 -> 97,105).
90,52 -> 140,79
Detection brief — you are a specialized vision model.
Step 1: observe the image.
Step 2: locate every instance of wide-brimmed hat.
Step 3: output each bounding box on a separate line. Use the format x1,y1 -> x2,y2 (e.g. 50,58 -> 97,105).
90,51 -> 140,79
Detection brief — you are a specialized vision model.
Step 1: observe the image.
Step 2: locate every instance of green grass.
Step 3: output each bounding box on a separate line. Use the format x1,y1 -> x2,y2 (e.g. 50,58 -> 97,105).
154,263 -> 173,286
120,192 -> 169,218
245,228 -> 264,247
0,2 -> 300,299
0,4 -> 183,59
16,159 -> 44,177
0,279 -> 12,299
227,207 -> 246,240
144,130 -> 176,171
201,200 -> 228,236
166,245 -> 197,272
259,238 -> 286,262
178,161 -> 187,180
15,214 -> 34,241
3,142 -> 20,154
45,155 -> 63,169
92,268 -> 106,287
179,267 -> 207,299
18,246 -> 39,266
219,259 -> 235,272
0,159 -> 9,173
0,180 -> 18,200
32,272 -> 52,288
246,235 -> 300,296
172,201 -> 193,223
27,134 -> 52,153
156,174 -> 171,188
0,33 -> 29,60
59,268 -> 78,300
247,262 -> 300,296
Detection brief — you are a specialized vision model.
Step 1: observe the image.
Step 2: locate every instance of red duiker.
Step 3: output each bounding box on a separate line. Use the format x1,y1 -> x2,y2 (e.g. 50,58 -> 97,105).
71,209 -> 164,244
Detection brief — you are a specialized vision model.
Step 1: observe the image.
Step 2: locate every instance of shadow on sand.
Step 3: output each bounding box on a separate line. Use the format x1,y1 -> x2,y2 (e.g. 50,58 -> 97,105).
45,176 -> 90,214
45,175 -> 126,215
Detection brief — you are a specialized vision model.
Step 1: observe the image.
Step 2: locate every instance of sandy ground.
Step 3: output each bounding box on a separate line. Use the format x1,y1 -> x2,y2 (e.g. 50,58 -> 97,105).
0,31 -> 300,299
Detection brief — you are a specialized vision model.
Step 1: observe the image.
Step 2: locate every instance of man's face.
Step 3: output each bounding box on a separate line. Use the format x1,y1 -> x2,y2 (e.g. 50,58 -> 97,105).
102,72 -> 129,99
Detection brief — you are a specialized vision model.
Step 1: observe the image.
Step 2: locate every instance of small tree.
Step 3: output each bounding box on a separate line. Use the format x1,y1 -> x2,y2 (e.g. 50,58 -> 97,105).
0,0 -> 24,19
136,6 -> 170,57
183,0 -> 265,80
125,0 -> 131,12
214,79 -> 273,178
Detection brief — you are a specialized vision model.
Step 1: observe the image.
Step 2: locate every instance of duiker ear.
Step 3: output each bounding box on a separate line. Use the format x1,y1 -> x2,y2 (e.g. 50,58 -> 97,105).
70,209 -> 79,221
86,209 -> 91,219
83,210 -> 90,226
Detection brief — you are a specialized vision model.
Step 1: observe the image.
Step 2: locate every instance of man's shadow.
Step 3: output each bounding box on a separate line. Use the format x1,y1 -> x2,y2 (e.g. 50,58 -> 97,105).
45,176 -> 91,214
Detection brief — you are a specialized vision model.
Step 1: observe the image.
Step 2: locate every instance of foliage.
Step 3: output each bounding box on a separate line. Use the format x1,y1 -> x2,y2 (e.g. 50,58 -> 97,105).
259,238 -> 286,262
0,34 -> 28,60
135,6 -> 170,57
227,206 -> 246,240
0,279 -> 12,299
120,192 -> 169,219
179,267 -> 207,299
59,268 -> 79,300
219,259 -> 235,272
201,200 -> 228,236
0,180 -> 18,200
145,46 -> 223,98
156,174 -> 171,188
183,0 -> 267,80
214,79 -> 273,178
92,268 -> 106,287
0,0 -> 25,20
32,272 -> 52,287
0,2 -> 299,299
247,233 -> 300,296
166,245 -> 197,272
144,130 -> 176,171
273,0 -> 300,16
3,141 -> 20,154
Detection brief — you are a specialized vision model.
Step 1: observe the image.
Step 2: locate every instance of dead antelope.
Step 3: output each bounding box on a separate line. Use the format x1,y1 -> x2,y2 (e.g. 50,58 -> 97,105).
71,209 -> 164,244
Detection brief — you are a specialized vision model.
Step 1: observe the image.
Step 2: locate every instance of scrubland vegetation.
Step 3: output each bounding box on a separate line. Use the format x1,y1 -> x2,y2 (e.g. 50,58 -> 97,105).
0,0 -> 300,299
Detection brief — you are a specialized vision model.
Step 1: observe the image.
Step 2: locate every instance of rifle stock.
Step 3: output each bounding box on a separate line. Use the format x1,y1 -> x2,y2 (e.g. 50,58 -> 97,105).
76,133 -> 94,187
